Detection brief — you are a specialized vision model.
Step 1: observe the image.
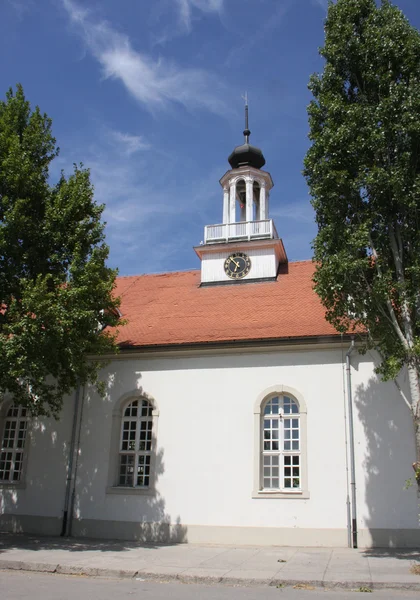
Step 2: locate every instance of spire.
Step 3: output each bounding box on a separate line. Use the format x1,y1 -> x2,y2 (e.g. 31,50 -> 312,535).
243,92 -> 250,143
228,95 -> 266,170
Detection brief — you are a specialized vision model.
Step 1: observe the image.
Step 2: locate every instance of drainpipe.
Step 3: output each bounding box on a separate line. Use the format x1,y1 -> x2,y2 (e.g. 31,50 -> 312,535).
68,384 -> 86,537
346,340 -> 358,548
341,337 -> 352,548
61,384 -> 81,537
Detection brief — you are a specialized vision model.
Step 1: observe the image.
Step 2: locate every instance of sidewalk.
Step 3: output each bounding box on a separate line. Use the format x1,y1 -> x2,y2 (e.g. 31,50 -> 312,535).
0,534 -> 419,590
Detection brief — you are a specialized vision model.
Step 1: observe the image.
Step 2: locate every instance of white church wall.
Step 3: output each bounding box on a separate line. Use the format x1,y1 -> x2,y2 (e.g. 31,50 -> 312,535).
70,348 -> 353,545
2,346 -> 418,547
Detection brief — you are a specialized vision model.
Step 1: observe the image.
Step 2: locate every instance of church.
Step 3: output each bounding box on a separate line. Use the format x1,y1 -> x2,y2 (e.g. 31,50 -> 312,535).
1,108 -> 419,548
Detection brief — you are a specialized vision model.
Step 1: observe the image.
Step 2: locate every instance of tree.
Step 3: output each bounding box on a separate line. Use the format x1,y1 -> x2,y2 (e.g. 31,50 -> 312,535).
0,85 -> 122,417
304,0 -> 420,488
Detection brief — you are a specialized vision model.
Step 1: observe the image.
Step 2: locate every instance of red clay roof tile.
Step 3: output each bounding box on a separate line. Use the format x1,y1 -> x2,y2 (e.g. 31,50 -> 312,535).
114,260 -> 338,348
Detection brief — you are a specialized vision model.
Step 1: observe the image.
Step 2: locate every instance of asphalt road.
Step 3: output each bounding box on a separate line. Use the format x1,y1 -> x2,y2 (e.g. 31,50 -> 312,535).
1,571 -> 420,600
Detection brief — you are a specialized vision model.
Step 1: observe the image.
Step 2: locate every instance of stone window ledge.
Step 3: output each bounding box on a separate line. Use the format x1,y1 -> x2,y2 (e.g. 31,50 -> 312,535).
252,489 -> 310,499
106,486 -> 155,496
0,482 -> 26,490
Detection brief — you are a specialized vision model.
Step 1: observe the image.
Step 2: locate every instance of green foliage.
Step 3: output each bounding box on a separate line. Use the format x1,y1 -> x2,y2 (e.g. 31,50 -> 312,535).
0,85 -> 122,416
304,0 -> 420,381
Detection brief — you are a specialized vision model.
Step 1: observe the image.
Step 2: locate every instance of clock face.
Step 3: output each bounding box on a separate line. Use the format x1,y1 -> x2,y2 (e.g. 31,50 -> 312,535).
224,252 -> 251,280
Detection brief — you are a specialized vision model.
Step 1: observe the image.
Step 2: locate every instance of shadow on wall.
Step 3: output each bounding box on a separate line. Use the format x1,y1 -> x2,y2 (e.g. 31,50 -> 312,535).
69,367 -> 187,546
354,361 -> 420,551
0,409 -> 71,536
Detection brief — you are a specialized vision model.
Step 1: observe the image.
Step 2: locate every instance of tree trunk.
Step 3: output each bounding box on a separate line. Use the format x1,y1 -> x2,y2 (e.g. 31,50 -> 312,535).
408,365 -> 420,493
414,417 -> 420,493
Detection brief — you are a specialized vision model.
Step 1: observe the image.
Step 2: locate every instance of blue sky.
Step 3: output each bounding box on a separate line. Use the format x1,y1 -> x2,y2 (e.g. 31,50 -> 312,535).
1,0 -> 419,276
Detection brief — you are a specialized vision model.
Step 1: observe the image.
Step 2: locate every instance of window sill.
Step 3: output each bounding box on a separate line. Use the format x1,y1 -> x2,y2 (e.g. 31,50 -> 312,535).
252,489 -> 310,499
0,481 -> 26,490
106,486 -> 155,496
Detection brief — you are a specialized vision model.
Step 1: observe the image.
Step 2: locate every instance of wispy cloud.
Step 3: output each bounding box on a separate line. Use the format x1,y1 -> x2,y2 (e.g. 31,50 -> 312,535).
52,121 -> 222,274
62,0 -> 229,116
176,0 -> 224,32
107,129 -> 150,156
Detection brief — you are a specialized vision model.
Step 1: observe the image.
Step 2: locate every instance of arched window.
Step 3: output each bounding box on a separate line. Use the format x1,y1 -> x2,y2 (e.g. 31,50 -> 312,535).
118,399 -> 153,488
253,386 -> 309,499
262,395 -> 300,490
107,391 -> 159,495
0,404 -> 28,483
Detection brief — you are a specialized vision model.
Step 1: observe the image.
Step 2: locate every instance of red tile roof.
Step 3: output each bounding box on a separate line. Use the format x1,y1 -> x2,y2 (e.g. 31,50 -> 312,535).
114,260 -> 339,348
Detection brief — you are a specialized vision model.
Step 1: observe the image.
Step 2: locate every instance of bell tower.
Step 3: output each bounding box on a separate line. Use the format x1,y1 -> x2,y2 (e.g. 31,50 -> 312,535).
195,98 -> 287,286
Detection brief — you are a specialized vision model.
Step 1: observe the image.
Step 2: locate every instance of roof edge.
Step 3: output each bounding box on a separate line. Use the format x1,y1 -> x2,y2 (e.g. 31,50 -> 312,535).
117,333 -> 355,353
87,334 -> 358,361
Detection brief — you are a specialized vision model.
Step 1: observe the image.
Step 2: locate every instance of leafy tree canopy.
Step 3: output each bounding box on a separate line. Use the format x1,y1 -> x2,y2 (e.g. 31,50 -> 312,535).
0,85 -> 122,417
304,0 -> 420,477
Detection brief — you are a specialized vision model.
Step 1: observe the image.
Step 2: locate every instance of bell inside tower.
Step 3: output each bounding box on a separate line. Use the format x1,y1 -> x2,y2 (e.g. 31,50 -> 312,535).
253,181 -> 261,220
236,179 -> 246,221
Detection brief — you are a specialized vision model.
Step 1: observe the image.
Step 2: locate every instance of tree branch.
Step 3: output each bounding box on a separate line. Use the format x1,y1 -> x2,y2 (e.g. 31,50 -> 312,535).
389,223 -> 415,349
393,378 -> 414,413
369,235 -> 409,349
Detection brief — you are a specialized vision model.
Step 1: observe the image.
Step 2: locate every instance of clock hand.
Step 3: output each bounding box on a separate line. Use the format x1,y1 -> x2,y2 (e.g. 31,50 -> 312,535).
232,259 -> 240,268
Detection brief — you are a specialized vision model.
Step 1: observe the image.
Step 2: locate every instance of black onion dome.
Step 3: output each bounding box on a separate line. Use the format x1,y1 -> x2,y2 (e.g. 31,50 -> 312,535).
228,143 -> 266,170
228,101 -> 266,169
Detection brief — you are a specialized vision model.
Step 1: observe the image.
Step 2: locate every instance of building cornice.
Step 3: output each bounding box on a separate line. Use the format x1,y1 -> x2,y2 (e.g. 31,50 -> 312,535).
87,334 -> 359,362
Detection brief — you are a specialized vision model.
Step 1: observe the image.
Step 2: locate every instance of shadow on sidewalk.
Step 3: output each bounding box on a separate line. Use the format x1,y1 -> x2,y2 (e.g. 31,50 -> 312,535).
362,548 -> 420,561
0,532 -> 186,554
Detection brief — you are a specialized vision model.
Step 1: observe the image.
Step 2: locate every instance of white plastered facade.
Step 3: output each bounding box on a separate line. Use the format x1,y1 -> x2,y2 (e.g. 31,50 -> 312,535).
1,344 -> 419,547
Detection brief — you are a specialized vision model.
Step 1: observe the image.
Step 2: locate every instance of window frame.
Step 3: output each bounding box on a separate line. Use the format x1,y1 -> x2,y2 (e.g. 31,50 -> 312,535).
118,398 -> 153,488
0,401 -> 30,489
253,385 -> 309,499
106,390 -> 159,496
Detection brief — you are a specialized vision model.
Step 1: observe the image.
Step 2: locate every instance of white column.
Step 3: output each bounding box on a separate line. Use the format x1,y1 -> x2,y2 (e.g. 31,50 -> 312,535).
246,177 -> 253,222
223,187 -> 229,224
229,181 -> 236,224
260,184 -> 267,220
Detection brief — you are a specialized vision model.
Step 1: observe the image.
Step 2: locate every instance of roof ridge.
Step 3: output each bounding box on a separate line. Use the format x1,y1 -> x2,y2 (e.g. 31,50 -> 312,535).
116,260 -> 314,280
289,259 -> 313,265
117,269 -> 200,280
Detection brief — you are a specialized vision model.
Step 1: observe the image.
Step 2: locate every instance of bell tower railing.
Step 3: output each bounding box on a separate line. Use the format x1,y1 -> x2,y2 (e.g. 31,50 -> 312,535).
204,219 -> 278,244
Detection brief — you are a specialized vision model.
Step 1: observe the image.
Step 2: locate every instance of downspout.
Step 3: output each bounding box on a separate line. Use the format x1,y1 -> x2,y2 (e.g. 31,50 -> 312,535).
346,339 -> 358,548
68,384 -> 86,538
341,336 -> 352,548
61,384 -> 81,537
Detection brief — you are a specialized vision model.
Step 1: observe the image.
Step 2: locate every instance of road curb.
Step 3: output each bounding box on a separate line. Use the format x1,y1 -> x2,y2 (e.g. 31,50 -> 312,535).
1,560 -> 420,591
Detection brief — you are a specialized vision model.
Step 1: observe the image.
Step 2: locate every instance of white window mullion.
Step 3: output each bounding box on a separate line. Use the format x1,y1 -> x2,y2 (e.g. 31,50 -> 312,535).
10,453 -> 16,483
134,414 -> 141,488
280,414 -> 284,490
